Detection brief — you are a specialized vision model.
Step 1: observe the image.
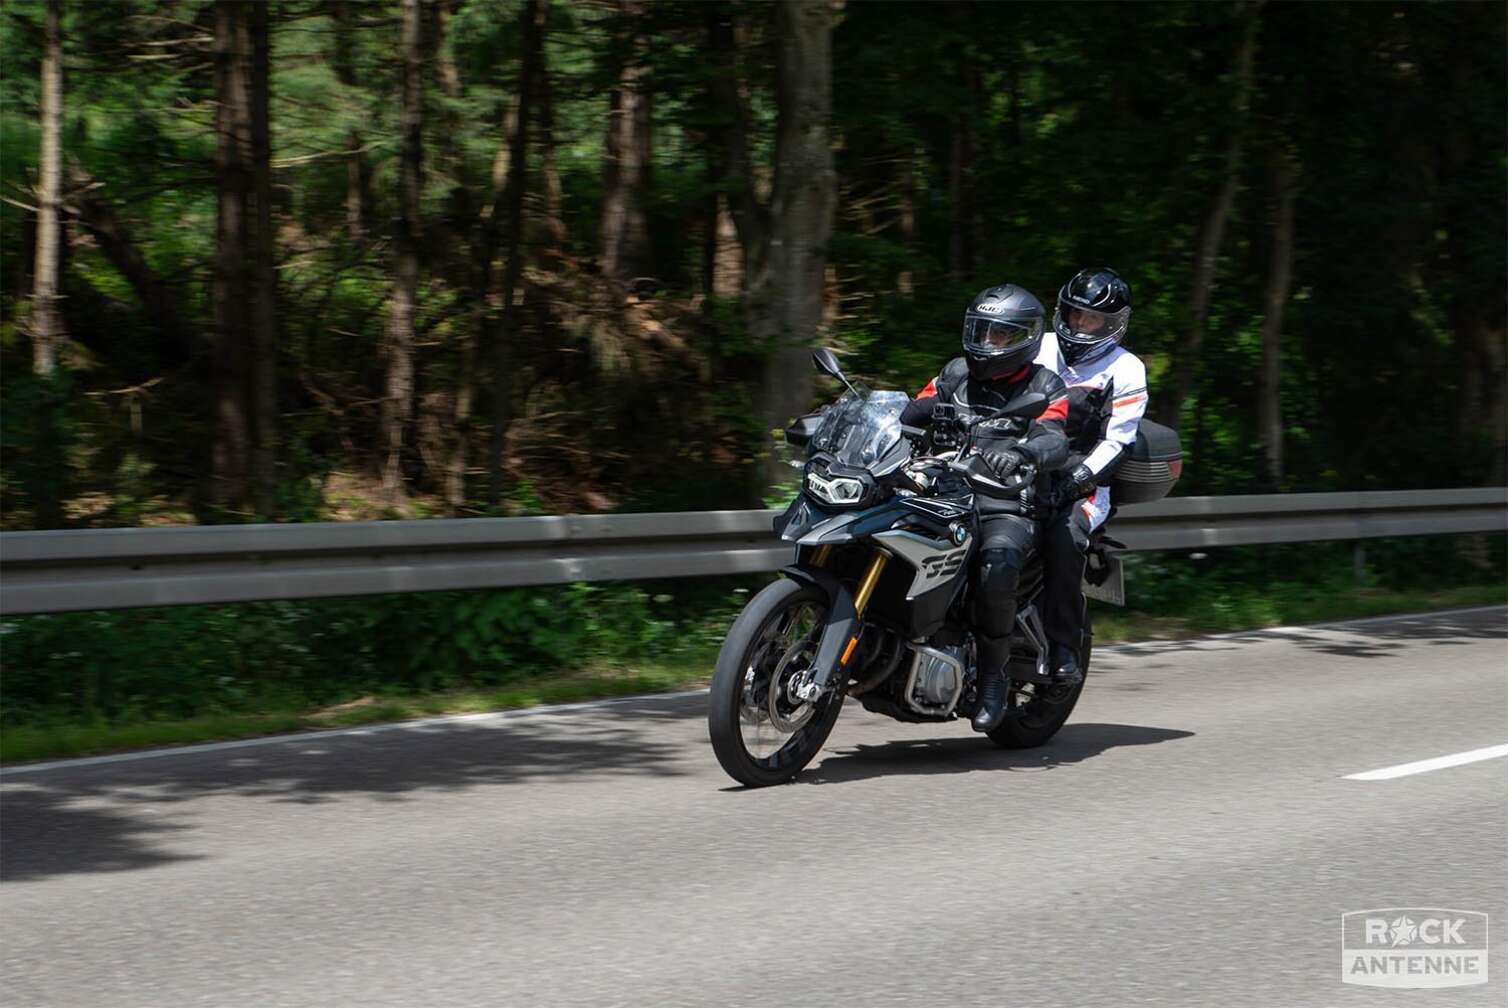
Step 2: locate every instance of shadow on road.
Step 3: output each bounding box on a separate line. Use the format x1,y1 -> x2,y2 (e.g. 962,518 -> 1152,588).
802,722 -> 1194,786
0,693 -> 706,884
1091,606 -> 1506,667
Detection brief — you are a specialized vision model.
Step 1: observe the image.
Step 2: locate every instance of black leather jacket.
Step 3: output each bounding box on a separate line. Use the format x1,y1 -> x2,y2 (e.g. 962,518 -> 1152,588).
898,357 -> 1067,519
901,357 -> 1070,512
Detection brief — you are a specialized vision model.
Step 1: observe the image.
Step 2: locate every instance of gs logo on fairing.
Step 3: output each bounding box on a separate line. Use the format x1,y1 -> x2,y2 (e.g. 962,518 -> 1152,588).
920,550 -> 968,578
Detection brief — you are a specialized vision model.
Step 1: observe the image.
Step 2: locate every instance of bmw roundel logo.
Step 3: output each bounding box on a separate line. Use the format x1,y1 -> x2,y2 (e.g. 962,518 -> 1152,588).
950,522 -> 969,545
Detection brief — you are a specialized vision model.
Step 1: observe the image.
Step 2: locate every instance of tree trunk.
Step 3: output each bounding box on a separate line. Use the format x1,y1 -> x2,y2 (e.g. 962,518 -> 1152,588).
535,0 -> 567,266
249,0 -> 277,515
709,1 -> 835,495
1154,1 -> 1264,430
212,0 -> 260,512
488,0 -> 541,507
712,195 -> 741,298
897,149 -> 916,295
31,0 -> 64,376
701,5 -> 742,304
599,0 -> 650,282
383,0 -> 423,504
757,0 -> 836,458
1257,147 -> 1296,487
344,132 -> 370,242
330,1 -> 370,243
1458,314 -> 1508,487
444,98 -> 512,514
24,0 -> 66,530
208,1 -> 275,515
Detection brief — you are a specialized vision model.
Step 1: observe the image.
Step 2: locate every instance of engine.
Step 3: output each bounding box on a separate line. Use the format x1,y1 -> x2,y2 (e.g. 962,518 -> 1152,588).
905,644 -> 967,716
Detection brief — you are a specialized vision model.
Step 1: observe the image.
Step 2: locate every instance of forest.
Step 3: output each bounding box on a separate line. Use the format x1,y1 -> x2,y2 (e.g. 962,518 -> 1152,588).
1,0 -> 1502,529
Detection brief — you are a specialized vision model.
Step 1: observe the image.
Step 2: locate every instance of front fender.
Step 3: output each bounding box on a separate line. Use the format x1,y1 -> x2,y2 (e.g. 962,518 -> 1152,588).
780,564 -> 858,693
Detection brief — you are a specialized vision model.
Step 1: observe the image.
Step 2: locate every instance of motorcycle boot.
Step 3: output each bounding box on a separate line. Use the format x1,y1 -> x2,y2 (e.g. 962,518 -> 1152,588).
971,634 -> 1011,732
1049,641 -> 1084,689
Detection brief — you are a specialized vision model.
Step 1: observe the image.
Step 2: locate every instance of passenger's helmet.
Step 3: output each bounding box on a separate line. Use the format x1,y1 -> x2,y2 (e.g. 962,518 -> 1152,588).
1054,267 -> 1131,366
961,284 -> 1045,381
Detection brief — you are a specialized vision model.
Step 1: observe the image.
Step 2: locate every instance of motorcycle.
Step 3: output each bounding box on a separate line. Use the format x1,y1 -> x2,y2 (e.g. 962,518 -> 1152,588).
709,349 -> 1105,788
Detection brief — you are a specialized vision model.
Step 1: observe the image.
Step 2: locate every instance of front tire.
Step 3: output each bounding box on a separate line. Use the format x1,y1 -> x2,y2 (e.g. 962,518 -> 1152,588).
708,578 -> 844,787
987,629 -> 1091,749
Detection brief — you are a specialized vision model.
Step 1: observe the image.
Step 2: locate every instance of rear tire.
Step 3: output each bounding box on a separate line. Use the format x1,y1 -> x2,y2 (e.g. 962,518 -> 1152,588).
987,627 -> 1091,750
708,578 -> 845,787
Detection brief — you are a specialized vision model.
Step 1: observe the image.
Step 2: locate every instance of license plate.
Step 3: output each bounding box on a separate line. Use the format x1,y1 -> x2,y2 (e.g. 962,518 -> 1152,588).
1082,553 -> 1125,607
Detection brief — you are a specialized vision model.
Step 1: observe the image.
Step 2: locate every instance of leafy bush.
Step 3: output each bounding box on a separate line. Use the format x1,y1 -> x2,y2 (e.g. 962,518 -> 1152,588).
0,578 -> 760,728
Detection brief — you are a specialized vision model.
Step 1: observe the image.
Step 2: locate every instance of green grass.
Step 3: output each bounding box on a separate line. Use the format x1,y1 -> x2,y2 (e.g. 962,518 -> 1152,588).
0,659 -> 711,764
2,586 -> 1502,766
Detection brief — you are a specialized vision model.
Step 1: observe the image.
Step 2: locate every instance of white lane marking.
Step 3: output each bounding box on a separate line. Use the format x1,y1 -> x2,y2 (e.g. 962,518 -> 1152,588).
1345,744 -> 1508,781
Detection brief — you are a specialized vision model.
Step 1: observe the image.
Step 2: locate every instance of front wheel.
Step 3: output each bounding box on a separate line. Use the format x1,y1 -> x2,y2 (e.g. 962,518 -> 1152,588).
987,629 -> 1091,749
708,578 -> 844,787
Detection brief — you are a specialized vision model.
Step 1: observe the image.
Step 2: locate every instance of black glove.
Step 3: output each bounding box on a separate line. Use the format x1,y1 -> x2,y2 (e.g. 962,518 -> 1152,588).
1055,463 -> 1097,507
981,447 -> 1027,481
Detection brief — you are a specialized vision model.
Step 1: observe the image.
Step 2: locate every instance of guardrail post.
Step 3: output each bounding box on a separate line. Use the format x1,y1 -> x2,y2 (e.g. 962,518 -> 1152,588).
1353,541 -> 1366,583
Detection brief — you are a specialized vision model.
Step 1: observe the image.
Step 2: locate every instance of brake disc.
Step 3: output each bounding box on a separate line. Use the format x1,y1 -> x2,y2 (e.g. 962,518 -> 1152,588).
768,638 -> 818,733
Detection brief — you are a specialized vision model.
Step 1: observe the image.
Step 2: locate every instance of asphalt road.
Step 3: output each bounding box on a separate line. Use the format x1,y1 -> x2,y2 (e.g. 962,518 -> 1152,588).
3,606 -> 1505,1008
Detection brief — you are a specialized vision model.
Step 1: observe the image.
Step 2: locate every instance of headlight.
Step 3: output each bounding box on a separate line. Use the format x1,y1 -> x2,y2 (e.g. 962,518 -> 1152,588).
807,471 -> 865,505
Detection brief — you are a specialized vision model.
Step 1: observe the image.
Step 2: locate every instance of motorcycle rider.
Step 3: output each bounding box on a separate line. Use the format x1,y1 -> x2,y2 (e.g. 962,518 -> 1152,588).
901,285 -> 1069,732
1035,267 -> 1148,687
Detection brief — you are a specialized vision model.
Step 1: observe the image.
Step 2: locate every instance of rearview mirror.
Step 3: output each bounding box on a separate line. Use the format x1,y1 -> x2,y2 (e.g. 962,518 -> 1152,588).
811,346 -> 863,399
811,347 -> 844,381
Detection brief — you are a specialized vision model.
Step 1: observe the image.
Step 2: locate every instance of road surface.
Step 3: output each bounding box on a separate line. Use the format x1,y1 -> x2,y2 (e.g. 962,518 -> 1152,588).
3,606 -> 1505,1007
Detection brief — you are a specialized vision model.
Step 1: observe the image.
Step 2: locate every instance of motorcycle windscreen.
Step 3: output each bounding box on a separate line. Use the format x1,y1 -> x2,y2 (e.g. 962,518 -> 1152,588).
815,390 -> 908,468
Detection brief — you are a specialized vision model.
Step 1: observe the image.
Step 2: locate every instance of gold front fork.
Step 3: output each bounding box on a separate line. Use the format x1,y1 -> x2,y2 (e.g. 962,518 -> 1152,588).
811,544 -> 833,568
852,550 -> 890,617
836,549 -> 890,670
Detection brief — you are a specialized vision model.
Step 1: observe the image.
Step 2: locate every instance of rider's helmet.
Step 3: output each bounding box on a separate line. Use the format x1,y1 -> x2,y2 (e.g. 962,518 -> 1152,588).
961,284 -> 1046,381
1053,267 -> 1131,366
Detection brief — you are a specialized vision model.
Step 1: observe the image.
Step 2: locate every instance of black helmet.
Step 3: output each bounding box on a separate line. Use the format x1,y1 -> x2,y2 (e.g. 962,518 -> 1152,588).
1054,268 -> 1131,365
961,284 -> 1045,381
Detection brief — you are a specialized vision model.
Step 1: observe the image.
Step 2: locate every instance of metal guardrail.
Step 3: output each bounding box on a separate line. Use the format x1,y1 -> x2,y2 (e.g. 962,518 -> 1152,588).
1,488 -> 1503,616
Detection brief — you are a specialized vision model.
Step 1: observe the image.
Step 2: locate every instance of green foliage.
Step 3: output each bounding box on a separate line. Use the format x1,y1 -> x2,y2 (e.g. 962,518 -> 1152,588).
1116,534 -> 1507,624
0,369 -> 76,526
0,578 -> 759,728
1,1 -> 1503,522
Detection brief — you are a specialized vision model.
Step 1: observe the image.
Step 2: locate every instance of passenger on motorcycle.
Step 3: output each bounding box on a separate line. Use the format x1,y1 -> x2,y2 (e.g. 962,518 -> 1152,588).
1035,267 -> 1149,687
899,285 -> 1070,732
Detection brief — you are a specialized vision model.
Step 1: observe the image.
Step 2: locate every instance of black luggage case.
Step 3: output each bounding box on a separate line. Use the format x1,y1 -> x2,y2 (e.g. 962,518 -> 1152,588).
1108,419 -> 1183,504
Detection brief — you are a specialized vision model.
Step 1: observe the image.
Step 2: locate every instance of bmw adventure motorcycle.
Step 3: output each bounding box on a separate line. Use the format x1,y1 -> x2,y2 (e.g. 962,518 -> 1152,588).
707,349 -> 1180,788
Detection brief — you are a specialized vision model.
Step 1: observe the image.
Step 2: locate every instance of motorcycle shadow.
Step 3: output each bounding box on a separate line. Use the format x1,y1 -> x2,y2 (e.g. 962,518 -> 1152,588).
800,722 -> 1193,786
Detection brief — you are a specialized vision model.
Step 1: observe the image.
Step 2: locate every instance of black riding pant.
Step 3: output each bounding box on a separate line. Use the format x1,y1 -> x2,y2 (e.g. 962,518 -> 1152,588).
1041,501 -> 1092,651
971,512 -> 1037,677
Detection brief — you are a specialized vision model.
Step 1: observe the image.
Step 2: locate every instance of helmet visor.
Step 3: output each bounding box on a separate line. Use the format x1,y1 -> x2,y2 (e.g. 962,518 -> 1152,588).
963,315 -> 1040,355
1054,299 -> 1130,346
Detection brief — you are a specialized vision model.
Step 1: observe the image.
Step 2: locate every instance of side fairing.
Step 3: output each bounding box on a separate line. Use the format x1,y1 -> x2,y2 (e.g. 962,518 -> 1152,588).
872,529 -> 973,601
